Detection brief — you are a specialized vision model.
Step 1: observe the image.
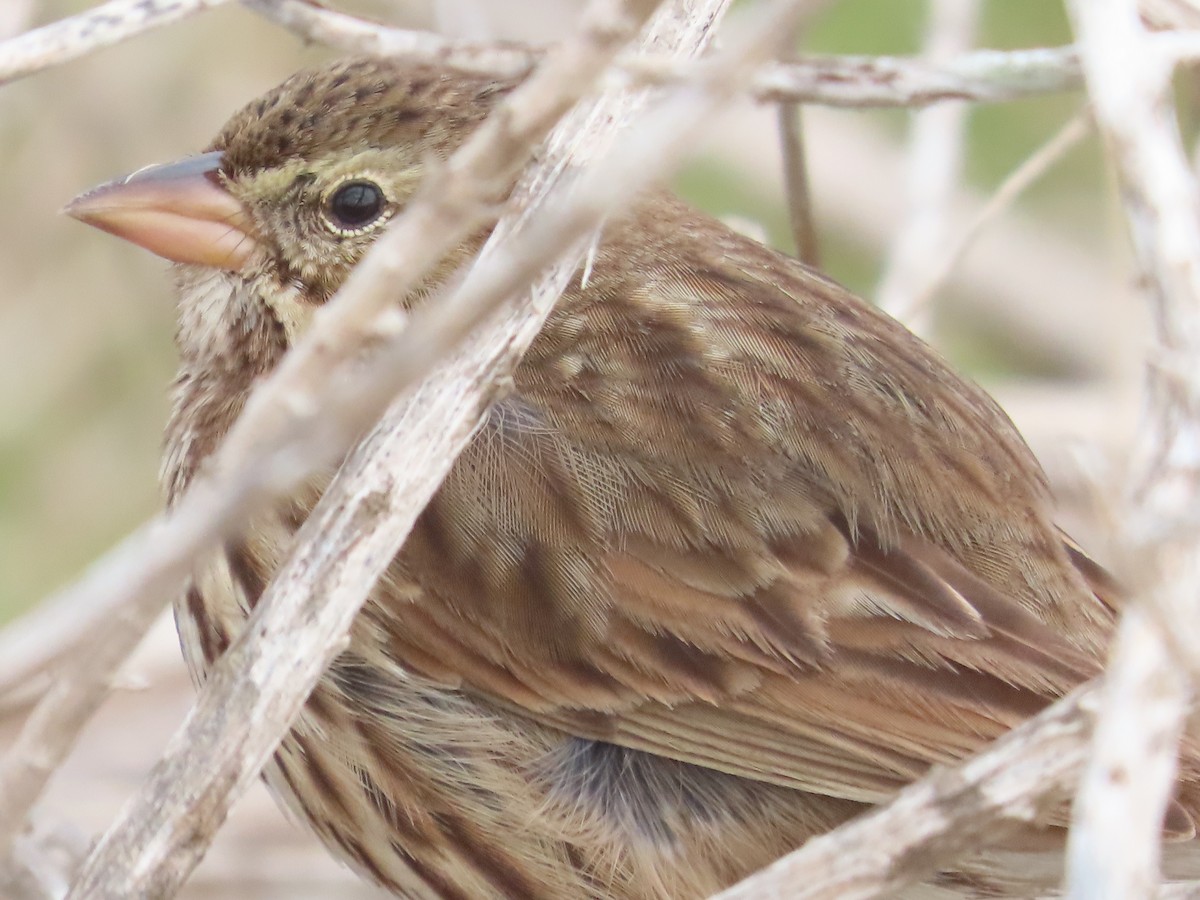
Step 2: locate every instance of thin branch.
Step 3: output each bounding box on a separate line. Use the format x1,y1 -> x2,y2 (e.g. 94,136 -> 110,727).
1142,0 -> 1200,29
876,0 -> 980,334
0,597 -> 171,855
247,0 -> 1087,109
7,0 -> 1200,107
777,103 -> 819,263
64,0 -> 841,895
1069,607 -> 1191,900
750,44 -> 1080,107
242,0 -> 1080,107
0,814 -> 89,900
235,3 -> 1200,110
905,106 -> 1094,322
1065,0 -> 1200,896
776,23 -> 819,266
241,0 -> 538,74
0,0 -> 33,40
0,0 -> 234,86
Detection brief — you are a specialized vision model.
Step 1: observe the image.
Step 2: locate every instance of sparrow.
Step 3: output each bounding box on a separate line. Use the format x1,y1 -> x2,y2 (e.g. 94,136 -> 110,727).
65,55 -> 1200,898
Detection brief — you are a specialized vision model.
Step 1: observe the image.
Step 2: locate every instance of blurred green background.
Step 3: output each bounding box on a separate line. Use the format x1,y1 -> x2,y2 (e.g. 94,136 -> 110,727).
0,0 -> 1118,622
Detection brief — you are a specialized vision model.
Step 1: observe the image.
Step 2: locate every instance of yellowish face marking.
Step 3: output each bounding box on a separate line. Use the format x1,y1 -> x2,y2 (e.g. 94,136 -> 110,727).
259,279 -> 315,343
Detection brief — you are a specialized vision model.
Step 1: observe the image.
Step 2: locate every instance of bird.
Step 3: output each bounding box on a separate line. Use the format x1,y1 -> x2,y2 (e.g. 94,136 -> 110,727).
65,55 -> 1200,898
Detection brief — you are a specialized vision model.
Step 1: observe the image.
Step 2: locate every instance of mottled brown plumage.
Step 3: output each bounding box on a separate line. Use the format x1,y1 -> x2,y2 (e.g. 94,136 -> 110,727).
70,56 -> 1200,898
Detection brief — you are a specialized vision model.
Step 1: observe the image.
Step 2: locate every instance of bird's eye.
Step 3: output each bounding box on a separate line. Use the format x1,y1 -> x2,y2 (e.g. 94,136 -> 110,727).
324,180 -> 387,233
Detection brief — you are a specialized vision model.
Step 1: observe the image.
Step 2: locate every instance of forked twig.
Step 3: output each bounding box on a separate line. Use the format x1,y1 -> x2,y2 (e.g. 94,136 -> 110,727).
1066,0 -> 1200,897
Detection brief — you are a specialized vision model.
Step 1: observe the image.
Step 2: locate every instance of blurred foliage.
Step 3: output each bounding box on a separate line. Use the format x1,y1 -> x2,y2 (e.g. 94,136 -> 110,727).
0,0 -> 1106,622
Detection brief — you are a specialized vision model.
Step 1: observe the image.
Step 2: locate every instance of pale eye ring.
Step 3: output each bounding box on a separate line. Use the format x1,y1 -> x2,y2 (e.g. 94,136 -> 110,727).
323,179 -> 388,233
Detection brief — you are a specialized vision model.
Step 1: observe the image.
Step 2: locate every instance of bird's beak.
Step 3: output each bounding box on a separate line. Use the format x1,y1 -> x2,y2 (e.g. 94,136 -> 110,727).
64,150 -> 257,271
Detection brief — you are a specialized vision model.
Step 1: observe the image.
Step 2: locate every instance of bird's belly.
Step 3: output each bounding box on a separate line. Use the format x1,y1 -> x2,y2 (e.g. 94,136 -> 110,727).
172,539 -> 827,898
169,491 -> 1128,900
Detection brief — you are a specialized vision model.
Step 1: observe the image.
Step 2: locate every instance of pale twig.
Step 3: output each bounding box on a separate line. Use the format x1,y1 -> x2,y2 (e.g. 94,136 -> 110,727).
0,0 -> 234,86
242,0 -> 1082,108
775,25 -> 819,266
0,814 -> 89,900
64,0 -> 849,893
0,0 -> 33,40
7,0 -> 1200,107
247,0 -> 1085,108
777,103 -> 818,263
235,2 -> 1200,110
749,46 -> 1083,107
1065,0 -> 1200,896
0,0 -> 664,858
714,685 -> 1099,899
1069,607 -> 1191,900
0,596 -> 170,855
907,106 -> 1094,320
876,0 -> 980,335
240,0 -> 538,74
1142,0 -> 1200,28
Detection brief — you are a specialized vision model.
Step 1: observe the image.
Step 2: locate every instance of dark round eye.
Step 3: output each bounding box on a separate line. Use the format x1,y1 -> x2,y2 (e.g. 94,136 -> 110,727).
326,180 -> 386,231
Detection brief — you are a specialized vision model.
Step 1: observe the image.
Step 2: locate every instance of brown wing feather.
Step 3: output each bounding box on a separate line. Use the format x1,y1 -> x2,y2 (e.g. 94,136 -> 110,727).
380,194 -> 1116,813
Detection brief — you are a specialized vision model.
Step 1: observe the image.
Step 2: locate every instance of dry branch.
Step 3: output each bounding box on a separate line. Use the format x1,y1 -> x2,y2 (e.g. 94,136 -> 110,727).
876,0 -> 979,333
0,0 -> 1096,106
774,20 -> 820,267
776,101 -> 819,264
237,1 -> 1200,108
1069,609 -> 1190,900
910,106 -> 1093,312
1065,0 -> 1200,896
0,0 -> 233,86
249,0 -> 1087,108
9,0 -> 1200,104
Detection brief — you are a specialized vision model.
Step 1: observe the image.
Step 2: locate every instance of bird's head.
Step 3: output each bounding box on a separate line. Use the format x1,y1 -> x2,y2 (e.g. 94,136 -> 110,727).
66,57 -> 516,352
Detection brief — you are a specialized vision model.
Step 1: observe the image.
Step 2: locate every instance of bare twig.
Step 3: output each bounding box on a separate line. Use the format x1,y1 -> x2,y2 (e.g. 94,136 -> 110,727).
0,597 -> 168,854
0,814 -> 89,900
234,2 -> 1200,110
0,0 -> 233,86
241,0 -> 1083,108
64,0 -> 850,894
8,0 -> 1200,106
776,24 -> 819,266
241,0 -> 538,74
750,45 -> 1080,107
908,106 -> 1094,321
1065,0 -> 1200,896
876,0 -> 980,334
1069,608 -> 1190,900
1142,0 -> 1200,29
0,0 -> 33,40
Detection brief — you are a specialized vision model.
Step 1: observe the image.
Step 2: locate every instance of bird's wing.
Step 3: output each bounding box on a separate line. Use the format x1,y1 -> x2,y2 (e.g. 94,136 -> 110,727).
375,200 -> 1116,809
386,498 -> 1101,804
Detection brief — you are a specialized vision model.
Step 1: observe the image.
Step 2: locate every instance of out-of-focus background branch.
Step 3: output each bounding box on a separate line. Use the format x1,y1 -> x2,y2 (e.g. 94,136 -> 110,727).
0,0 -> 1188,897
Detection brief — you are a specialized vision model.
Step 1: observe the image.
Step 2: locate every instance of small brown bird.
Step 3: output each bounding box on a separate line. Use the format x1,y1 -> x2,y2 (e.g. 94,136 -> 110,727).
66,57 -> 1200,898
